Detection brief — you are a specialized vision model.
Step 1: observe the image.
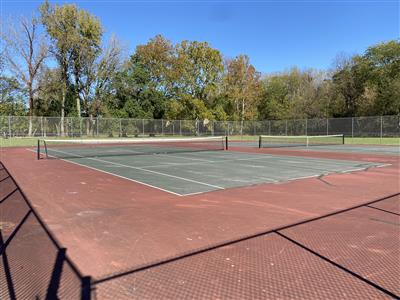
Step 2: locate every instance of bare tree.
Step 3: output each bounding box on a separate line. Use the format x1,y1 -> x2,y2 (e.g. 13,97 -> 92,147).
1,16 -> 47,136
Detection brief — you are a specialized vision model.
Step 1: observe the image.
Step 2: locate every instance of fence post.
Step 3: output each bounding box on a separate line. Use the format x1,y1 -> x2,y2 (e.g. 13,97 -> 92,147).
268,120 -> 271,135
305,119 -> 308,136
351,117 -> 354,138
119,119 -> 122,137
285,120 -> 288,135
96,117 -> 99,136
8,115 -> 11,137
142,119 -> 145,135
326,118 -> 329,135
380,115 -> 383,143
40,116 -> 44,137
179,120 -> 182,136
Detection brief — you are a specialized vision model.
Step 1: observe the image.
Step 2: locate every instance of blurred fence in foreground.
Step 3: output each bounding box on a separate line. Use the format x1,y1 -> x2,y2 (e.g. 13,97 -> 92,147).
0,115 -> 398,138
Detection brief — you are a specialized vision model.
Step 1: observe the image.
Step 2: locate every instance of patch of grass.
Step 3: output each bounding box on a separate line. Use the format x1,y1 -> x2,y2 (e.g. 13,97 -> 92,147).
1,138 -> 38,148
345,137 -> 399,146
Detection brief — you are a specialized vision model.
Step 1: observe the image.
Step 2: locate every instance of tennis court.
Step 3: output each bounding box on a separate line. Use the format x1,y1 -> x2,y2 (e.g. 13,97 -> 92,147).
1,135 -> 399,299
37,137 -> 384,195
229,136 -> 399,156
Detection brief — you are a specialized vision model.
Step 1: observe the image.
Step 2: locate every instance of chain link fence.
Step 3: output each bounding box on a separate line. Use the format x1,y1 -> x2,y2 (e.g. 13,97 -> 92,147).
0,115 -> 398,139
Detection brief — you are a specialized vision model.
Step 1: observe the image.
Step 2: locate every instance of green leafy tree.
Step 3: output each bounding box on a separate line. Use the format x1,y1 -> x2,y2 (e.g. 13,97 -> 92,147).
40,0 -> 104,135
174,40 -> 224,105
35,67 -> 64,116
224,55 -> 263,127
0,76 -> 26,116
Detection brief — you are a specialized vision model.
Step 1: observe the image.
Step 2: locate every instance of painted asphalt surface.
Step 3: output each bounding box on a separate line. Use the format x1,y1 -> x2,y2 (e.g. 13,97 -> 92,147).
46,148 -> 383,195
229,140 -> 399,155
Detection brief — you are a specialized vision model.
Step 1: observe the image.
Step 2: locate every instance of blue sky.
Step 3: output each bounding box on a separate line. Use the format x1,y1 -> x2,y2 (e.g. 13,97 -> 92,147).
2,0 -> 399,74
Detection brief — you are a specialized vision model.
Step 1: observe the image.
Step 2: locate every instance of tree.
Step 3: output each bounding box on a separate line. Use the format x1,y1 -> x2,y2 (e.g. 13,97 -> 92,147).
223,55 -> 262,131
361,40 -> 400,115
134,34 -> 175,93
1,15 -> 47,135
0,77 -> 26,117
330,54 -> 361,117
330,40 -> 400,116
107,41 -> 167,119
40,0 -> 103,135
35,67 -> 63,116
174,40 -> 224,105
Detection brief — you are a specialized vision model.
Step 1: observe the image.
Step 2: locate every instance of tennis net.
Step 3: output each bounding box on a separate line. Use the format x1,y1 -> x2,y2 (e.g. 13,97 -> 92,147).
259,134 -> 344,148
38,136 -> 227,159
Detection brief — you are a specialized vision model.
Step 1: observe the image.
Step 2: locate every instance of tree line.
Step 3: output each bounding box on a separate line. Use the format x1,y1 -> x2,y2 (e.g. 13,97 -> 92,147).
1,1 -> 399,135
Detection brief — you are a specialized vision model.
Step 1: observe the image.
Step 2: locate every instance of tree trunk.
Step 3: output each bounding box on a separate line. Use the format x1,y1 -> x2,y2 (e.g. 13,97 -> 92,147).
60,89 -> 65,137
28,116 -> 33,137
28,89 -> 34,136
86,116 -> 91,136
76,97 -> 81,118
240,99 -> 245,136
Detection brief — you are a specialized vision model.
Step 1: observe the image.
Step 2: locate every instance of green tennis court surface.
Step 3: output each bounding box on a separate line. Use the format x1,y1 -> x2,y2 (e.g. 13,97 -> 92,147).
42,148 -> 384,196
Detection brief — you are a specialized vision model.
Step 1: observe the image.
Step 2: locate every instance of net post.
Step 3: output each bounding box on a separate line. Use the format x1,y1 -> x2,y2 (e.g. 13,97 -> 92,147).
225,136 -> 228,150
258,135 -> 262,148
44,140 -> 48,158
37,139 -> 40,160
342,134 -> 345,145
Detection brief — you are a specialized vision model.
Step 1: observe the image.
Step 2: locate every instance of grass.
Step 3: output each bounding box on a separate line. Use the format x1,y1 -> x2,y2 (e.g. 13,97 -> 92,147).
345,137 -> 399,145
0,135 -> 398,148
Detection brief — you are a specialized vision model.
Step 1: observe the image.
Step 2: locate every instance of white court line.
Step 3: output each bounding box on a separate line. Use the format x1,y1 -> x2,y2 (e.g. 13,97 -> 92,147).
27,148 -> 184,196
108,147 -> 216,162
287,174 -> 320,181
39,148 -> 225,190
140,155 -> 272,169
376,163 -> 393,168
156,153 -> 215,162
